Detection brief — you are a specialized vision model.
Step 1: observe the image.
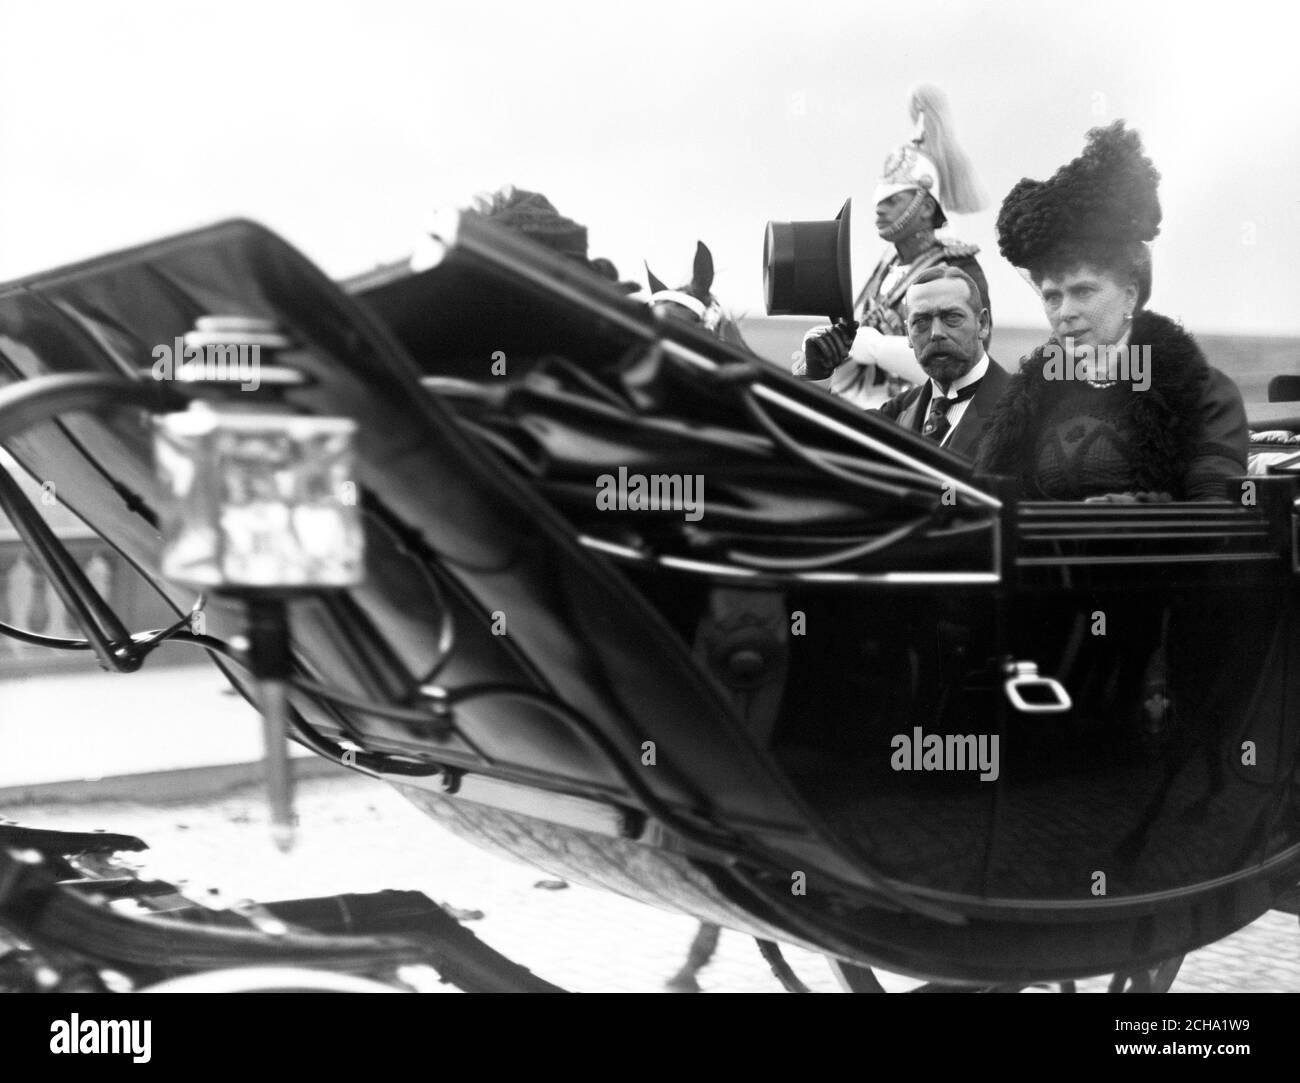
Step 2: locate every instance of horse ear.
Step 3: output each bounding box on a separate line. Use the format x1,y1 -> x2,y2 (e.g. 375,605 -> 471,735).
645,261 -> 669,296
692,242 -> 714,295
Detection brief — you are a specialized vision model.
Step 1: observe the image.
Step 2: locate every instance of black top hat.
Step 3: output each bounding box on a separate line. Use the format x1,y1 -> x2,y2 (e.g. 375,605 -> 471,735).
763,199 -> 853,320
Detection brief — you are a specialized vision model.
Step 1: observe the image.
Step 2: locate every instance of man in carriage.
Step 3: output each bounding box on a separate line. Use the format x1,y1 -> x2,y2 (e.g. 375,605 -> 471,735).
794,84 -> 992,413
877,264 -> 1010,456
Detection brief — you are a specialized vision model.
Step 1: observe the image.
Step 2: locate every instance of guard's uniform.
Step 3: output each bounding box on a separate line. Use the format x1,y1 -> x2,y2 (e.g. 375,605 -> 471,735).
793,85 -> 990,411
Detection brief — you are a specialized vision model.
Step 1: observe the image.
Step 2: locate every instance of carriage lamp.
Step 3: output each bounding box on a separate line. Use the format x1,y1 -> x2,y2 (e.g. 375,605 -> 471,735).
153,404 -> 365,851
153,406 -> 363,588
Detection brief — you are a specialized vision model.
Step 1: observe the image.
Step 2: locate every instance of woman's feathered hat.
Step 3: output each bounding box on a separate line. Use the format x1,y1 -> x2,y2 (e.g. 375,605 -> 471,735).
872,84 -> 987,219
996,122 -> 1162,294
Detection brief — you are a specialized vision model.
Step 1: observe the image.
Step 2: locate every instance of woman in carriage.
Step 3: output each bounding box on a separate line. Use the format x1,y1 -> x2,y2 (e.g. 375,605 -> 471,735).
976,121 -> 1249,503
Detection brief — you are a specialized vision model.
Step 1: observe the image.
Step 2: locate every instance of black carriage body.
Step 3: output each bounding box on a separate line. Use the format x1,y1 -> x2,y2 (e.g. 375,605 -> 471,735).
1,218 -> 1297,983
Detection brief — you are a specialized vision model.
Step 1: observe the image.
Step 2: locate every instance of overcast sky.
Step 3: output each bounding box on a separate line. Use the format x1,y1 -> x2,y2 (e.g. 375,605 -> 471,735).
1,0 -> 1297,335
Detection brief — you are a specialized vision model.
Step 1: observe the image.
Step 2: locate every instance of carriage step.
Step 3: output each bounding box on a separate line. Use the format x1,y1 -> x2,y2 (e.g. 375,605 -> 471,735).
0,823 -> 147,856
0,827 -> 567,993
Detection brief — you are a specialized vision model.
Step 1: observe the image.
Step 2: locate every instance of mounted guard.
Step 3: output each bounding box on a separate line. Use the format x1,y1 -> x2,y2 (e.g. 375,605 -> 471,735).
794,84 -> 991,410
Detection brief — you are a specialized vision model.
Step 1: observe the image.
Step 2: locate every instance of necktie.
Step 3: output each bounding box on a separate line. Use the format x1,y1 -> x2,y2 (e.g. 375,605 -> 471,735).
921,380 -> 981,443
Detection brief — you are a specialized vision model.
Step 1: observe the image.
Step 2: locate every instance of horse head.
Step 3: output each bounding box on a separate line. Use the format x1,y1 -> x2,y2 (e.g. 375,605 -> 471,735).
645,242 -> 749,351
645,241 -> 724,332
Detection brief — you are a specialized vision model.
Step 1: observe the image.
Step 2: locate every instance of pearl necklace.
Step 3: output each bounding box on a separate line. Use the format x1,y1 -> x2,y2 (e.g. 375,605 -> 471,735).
1067,317 -> 1134,390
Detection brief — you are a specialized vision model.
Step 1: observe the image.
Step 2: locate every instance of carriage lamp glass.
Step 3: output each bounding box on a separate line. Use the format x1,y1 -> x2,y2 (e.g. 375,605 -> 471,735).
153,406 -> 364,588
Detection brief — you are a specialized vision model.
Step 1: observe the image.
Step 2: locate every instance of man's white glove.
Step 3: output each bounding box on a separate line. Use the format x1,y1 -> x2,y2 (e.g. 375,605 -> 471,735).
847,326 -> 929,388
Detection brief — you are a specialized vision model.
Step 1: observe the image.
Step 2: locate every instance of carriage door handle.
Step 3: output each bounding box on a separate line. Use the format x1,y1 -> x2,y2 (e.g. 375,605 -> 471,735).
1002,660 -> 1072,714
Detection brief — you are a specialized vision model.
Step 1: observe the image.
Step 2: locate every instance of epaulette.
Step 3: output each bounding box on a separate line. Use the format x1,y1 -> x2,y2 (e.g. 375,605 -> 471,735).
940,240 -> 980,259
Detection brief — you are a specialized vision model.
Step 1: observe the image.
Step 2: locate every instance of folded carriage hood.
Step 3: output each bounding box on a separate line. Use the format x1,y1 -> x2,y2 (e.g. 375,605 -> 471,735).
0,217 -> 977,897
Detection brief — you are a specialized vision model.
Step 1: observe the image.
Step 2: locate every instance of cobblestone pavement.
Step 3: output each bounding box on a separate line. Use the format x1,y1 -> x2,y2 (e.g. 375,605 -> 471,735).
3,773 -> 1298,993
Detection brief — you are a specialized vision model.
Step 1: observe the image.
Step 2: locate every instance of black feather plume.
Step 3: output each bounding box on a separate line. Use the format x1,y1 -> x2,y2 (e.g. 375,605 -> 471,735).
997,121 -> 1162,270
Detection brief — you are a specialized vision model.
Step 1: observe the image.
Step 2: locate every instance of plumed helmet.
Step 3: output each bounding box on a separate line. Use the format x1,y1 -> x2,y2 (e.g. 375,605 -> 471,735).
873,84 -> 987,220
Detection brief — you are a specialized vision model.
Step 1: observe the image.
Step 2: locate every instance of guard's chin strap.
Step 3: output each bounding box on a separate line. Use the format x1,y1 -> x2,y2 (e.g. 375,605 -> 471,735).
877,189 -> 929,243
648,289 -> 724,332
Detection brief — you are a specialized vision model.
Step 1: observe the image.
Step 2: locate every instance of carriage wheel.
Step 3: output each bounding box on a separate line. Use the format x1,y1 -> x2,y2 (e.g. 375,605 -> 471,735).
827,957 -> 1084,993
1107,954 -> 1185,993
826,958 -> 891,992
134,967 -> 410,993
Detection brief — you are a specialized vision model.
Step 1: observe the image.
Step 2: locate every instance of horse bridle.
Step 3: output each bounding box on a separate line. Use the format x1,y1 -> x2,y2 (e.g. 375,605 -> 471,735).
648,289 -> 724,333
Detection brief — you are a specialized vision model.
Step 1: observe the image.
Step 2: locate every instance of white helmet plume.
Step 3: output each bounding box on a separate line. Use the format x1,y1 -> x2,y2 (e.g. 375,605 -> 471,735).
908,83 -> 988,216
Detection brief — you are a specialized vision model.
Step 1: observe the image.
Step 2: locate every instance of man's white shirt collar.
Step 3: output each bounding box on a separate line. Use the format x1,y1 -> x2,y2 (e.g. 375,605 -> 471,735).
929,351 -> 989,401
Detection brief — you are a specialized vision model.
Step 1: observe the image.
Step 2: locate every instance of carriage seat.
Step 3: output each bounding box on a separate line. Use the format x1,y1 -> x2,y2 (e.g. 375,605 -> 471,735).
1246,402 -> 1300,475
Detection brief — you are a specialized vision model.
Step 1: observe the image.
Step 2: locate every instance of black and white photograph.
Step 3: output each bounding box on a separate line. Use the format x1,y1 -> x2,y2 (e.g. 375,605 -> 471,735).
0,0 -> 1296,1055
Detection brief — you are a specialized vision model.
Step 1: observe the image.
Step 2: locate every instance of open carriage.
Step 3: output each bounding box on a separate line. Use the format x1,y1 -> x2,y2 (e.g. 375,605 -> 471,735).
0,214 -> 1298,991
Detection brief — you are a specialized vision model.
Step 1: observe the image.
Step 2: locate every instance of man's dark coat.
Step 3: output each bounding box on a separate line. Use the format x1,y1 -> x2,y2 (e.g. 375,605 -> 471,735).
876,357 -> 1012,460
